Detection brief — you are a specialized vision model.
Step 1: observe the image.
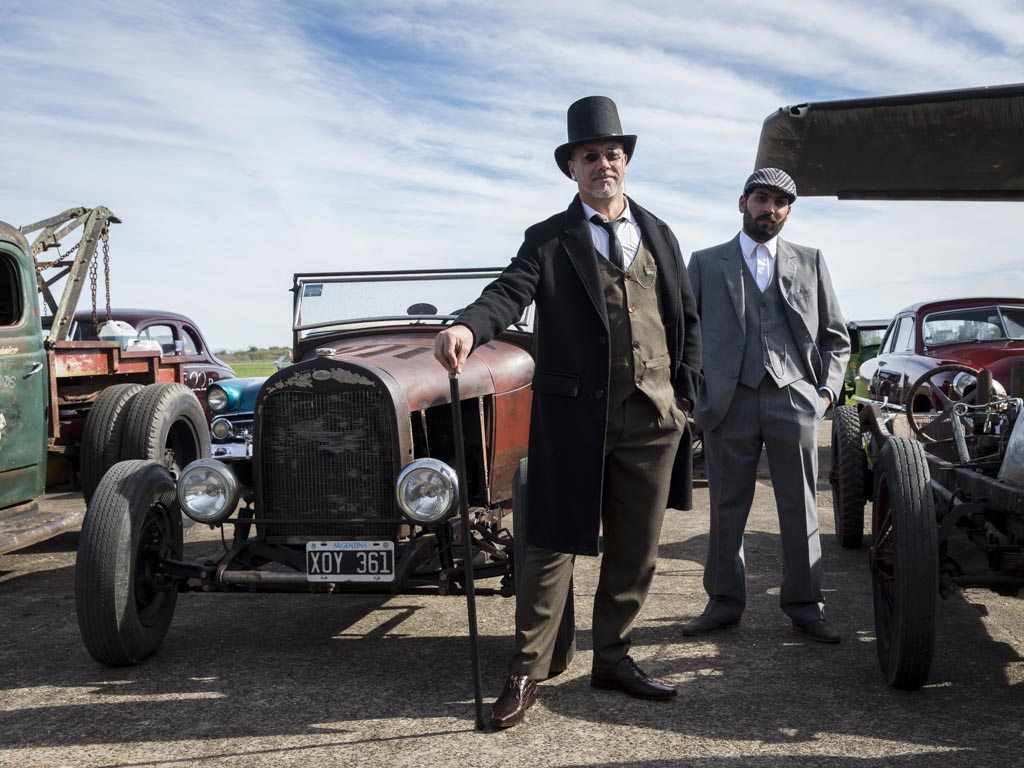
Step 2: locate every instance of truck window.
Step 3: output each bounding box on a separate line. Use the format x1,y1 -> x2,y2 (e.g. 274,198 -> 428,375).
0,254 -> 22,326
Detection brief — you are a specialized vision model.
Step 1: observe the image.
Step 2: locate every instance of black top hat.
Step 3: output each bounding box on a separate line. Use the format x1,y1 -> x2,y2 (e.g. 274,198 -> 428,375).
554,96 -> 637,178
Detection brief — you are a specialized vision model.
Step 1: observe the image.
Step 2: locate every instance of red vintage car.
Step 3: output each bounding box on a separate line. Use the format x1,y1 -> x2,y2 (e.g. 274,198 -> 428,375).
859,298 -> 1024,413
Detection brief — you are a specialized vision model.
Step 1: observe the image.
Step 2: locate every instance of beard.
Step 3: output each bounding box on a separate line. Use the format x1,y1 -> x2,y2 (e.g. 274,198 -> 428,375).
742,208 -> 786,241
581,174 -> 622,200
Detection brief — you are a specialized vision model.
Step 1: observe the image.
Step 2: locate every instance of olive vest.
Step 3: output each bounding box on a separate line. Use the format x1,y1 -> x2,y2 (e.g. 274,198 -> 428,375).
598,240 -> 675,417
737,260 -> 810,389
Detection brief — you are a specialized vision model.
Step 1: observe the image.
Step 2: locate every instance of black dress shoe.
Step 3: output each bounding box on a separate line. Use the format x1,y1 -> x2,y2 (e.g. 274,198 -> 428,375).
590,656 -> 676,700
794,619 -> 841,644
489,675 -> 538,729
681,614 -> 738,636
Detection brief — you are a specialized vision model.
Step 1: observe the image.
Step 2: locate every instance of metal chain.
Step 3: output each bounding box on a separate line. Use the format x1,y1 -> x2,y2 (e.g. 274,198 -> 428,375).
89,249 -> 99,330
102,230 -> 112,323
35,241 -> 79,272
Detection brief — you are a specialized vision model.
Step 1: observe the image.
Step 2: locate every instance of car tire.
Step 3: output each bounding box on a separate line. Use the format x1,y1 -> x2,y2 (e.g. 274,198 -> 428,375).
119,382 -> 211,475
75,460 -> 183,666
830,404 -> 867,548
512,457 -> 576,678
869,438 -> 938,690
80,383 -> 145,504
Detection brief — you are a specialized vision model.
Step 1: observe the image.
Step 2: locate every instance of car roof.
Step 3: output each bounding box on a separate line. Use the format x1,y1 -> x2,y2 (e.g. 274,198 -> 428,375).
71,308 -> 196,325
755,83 -> 1024,201
893,297 -> 1024,316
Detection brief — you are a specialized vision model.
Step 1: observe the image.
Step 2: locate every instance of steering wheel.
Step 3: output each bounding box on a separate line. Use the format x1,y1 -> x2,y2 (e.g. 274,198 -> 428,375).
905,364 -> 979,442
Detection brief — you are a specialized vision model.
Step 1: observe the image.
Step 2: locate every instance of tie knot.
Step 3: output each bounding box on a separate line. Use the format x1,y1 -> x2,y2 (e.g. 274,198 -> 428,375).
590,214 -> 621,233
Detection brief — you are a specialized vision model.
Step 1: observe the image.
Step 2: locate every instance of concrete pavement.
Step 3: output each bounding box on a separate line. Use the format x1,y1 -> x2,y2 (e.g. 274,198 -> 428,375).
1,428 -> 1022,767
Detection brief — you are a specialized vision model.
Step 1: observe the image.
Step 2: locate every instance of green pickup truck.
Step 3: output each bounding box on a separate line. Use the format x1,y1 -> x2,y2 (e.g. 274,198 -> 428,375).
0,207 -> 209,554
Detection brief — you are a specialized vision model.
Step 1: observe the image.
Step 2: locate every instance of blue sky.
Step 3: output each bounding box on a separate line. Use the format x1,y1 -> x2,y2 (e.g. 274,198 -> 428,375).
2,0 -> 1023,349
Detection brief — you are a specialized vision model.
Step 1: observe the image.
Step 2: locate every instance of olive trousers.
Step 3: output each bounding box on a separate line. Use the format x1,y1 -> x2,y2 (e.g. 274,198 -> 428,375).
508,391 -> 683,678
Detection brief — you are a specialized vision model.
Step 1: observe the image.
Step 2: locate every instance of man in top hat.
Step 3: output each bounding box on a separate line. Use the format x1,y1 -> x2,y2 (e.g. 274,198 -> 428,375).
682,168 -> 850,643
435,96 -> 701,728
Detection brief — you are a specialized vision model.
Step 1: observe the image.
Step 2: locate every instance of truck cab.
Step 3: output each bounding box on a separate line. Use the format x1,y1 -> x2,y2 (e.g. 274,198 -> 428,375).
0,222 -> 48,510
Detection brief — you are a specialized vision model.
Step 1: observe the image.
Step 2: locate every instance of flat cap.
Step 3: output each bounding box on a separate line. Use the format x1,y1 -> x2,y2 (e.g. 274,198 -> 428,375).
743,167 -> 797,202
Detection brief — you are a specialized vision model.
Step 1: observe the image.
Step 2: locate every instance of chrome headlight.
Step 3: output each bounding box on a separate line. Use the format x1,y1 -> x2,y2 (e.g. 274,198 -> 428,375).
210,417 -> 233,440
176,459 -> 239,524
395,458 -> 459,524
207,387 -> 230,412
951,371 -> 977,398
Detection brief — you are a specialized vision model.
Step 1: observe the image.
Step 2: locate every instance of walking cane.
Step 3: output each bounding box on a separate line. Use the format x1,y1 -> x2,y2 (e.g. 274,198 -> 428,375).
449,370 -> 486,731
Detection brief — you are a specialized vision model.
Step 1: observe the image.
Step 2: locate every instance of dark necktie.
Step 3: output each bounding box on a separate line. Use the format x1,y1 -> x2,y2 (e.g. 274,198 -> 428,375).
590,215 -> 625,271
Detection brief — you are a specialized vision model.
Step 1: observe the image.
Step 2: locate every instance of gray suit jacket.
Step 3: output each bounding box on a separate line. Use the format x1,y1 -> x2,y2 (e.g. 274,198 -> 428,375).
687,234 -> 850,432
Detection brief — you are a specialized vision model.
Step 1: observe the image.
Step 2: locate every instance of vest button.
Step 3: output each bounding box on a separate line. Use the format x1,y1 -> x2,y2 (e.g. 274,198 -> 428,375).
628,305 -> 636,313
635,378 -> 643,387
594,389 -> 605,398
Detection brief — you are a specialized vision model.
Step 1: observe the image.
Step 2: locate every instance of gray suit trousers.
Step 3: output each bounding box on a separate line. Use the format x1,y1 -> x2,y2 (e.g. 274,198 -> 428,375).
702,377 -> 827,625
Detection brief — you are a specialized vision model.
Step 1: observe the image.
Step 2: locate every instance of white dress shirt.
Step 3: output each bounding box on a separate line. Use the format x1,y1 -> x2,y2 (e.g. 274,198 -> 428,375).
739,230 -> 776,292
582,200 -> 641,271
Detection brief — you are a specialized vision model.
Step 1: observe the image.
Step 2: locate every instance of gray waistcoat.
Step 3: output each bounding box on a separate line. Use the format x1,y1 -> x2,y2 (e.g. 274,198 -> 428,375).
598,241 -> 675,417
737,262 -> 810,389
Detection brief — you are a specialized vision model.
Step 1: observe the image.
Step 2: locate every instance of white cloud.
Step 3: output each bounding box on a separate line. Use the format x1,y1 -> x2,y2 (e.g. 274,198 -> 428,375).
1,0 -> 1022,348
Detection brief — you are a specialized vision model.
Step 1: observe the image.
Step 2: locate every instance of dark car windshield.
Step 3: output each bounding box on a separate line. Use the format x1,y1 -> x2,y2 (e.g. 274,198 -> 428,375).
922,305 -> 1024,346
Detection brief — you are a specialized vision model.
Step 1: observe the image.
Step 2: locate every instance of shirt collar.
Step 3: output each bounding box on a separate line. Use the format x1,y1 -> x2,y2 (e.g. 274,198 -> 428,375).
739,230 -> 778,259
582,198 -> 635,225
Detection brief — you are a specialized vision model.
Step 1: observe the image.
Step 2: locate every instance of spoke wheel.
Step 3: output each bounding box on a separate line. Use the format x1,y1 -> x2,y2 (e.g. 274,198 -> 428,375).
905,364 -> 979,442
830,405 -> 867,548
869,438 -> 938,689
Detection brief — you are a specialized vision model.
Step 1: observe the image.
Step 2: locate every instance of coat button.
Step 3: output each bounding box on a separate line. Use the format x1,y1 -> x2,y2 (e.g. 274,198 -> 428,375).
632,341 -> 640,350
594,389 -> 605,398
635,378 -> 643,387
628,305 -> 636,314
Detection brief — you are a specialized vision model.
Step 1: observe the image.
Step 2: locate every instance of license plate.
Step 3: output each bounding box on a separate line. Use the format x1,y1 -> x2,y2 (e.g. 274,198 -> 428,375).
306,540 -> 395,582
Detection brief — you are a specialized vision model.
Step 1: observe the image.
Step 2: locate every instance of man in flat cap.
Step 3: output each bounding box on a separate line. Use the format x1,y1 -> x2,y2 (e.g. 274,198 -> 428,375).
682,168 -> 849,643
435,96 -> 700,728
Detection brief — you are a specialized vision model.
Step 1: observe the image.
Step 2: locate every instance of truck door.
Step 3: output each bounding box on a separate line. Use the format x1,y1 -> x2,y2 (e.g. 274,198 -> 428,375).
0,237 -> 49,509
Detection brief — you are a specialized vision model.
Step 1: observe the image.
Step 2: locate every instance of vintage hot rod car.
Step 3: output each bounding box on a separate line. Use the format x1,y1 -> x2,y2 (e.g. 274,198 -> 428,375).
74,268 -> 575,670
758,82 -> 1024,689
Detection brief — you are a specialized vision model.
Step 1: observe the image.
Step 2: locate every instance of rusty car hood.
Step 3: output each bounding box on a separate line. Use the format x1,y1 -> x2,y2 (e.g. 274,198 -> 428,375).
296,330 -> 533,412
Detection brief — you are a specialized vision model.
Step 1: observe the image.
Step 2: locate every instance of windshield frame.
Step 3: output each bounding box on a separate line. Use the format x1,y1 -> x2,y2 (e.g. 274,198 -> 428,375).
291,267 -> 532,341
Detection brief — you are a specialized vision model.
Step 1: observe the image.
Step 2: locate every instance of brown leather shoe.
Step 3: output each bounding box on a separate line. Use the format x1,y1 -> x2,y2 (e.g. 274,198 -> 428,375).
489,675 -> 538,729
794,619 -> 841,644
590,656 -> 676,700
681,614 -> 738,636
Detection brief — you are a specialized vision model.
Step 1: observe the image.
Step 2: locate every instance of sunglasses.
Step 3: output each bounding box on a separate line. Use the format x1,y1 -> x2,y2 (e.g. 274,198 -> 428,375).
579,150 -> 625,164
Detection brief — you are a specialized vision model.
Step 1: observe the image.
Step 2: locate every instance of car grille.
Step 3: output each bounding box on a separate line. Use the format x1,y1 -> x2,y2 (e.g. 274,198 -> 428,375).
258,387 -> 396,538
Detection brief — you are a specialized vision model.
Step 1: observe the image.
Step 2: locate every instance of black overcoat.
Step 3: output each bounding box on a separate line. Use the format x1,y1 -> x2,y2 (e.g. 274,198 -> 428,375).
457,196 -> 701,555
